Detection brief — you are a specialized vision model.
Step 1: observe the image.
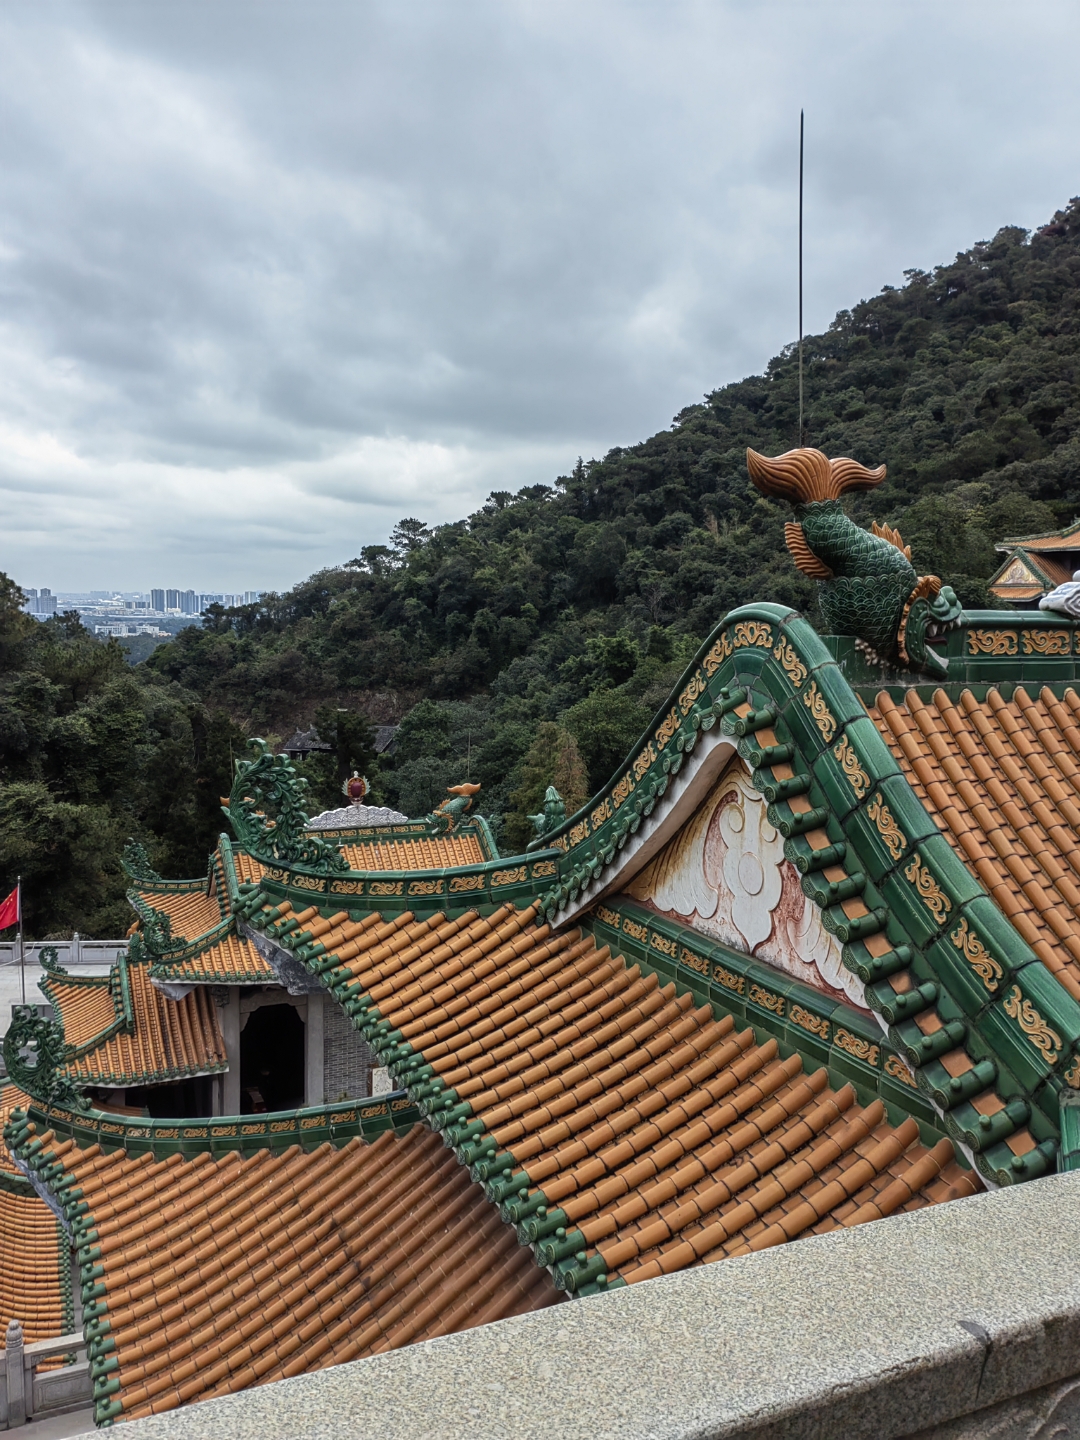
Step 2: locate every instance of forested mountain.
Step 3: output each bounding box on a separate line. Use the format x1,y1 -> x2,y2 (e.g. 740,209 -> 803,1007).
0,577 -> 247,936
3,196 -> 1079,933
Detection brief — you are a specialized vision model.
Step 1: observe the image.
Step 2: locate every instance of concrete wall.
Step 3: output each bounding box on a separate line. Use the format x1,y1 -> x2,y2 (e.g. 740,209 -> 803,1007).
77,1171 -> 1080,1440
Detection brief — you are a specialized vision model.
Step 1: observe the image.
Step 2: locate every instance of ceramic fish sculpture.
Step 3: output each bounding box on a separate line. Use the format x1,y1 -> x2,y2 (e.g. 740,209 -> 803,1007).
746,446 -> 962,676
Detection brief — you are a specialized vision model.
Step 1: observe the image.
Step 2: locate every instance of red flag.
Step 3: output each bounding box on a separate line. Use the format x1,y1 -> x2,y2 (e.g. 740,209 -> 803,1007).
0,885 -> 19,931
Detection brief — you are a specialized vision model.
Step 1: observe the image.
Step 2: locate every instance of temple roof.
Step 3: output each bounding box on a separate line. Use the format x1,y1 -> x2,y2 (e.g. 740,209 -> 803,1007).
340,834 -> 487,870
871,686 -> 1080,1004
987,547 -> 1072,600
240,899 -> 974,1291
14,598 -> 1080,1423
10,1106 -> 558,1423
996,518 -> 1080,552
131,840 -> 275,985
132,882 -> 224,939
43,957 -> 228,1088
0,1086 -> 72,1351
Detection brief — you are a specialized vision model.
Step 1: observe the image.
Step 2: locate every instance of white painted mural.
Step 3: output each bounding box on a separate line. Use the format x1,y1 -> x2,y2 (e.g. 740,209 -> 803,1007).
625,758 -> 867,1009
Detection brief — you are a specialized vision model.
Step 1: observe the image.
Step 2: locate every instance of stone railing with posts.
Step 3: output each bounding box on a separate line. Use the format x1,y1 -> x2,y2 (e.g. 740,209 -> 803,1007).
0,1321 -> 90,1429
0,938 -> 126,968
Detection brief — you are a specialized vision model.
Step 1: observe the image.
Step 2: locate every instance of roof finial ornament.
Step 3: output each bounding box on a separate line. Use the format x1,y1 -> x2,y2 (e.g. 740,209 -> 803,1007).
342,772 -> 369,807
747,446 -> 962,676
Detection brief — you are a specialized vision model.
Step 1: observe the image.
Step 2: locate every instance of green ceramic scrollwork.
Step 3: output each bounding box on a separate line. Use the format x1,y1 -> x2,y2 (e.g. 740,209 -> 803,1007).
227,738 -> 347,872
2,1005 -> 90,1111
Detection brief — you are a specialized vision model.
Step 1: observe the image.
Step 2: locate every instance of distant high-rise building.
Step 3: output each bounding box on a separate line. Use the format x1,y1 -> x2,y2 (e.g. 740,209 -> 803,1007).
150,588 -> 165,611
243,591 -> 261,604
22,588 -> 57,617
165,588 -> 180,610
180,590 -> 198,615
200,594 -> 224,611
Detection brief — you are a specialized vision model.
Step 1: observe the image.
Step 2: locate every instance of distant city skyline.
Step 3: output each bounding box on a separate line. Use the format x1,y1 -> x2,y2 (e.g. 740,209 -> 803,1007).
20,583 -> 266,615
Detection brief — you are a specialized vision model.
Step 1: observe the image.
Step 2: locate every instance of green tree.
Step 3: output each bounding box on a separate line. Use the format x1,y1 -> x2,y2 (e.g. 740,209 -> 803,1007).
561,691 -> 652,795
504,723 -> 589,851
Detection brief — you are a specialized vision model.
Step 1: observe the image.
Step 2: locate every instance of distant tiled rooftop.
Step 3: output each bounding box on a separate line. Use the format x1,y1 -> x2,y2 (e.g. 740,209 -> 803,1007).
135,884 -> 224,939
1,1084 -> 31,1177
151,931 -> 273,985
340,835 -> 486,871
40,966 -> 122,1053
21,1121 -> 558,1421
871,686 -> 1080,1003
57,964 -> 227,1088
232,850 -> 267,886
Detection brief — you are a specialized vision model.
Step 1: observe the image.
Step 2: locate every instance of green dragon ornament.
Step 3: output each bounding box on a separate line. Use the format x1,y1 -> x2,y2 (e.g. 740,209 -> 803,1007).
2,1004 -> 91,1112
747,446 -> 962,676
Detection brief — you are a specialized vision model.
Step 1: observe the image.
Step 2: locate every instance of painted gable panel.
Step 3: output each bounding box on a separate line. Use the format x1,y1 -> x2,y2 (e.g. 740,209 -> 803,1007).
626,758 -> 866,1009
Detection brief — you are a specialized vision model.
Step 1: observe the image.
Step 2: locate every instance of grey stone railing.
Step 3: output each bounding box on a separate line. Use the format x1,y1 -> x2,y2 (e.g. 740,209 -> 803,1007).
0,938 -> 127,967
70,1170 -> 1080,1439
0,1322 -> 90,1429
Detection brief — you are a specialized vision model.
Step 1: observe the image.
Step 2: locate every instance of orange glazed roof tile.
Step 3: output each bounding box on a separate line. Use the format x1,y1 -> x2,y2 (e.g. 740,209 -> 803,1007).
1,1083 -> 32,1176
151,930 -> 274,984
58,964 -> 227,1089
870,686 -> 1080,1003
134,885 -> 224,940
22,1121 -> 559,1421
0,1086 -> 72,1350
267,903 -> 976,1291
231,850 -> 267,885
340,835 -> 486,871
40,966 -> 123,1054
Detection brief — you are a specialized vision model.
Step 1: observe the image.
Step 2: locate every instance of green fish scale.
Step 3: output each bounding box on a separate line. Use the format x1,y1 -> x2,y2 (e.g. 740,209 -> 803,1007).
796,500 -> 915,658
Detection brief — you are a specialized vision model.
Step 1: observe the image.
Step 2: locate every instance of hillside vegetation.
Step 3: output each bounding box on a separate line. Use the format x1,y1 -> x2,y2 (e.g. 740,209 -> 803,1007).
3,196 -> 1079,931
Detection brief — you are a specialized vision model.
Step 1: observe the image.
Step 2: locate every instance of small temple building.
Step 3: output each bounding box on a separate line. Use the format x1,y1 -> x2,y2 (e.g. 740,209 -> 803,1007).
7,446 -> 1080,1427
989,518 -> 1080,605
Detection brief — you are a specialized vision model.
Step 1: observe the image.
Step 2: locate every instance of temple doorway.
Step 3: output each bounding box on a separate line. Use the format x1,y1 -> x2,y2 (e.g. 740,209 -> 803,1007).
240,1002 -> 305,1113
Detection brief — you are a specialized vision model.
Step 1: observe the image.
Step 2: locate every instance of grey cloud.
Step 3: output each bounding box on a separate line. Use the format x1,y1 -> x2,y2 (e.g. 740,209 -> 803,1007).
0,0 -> 1078,588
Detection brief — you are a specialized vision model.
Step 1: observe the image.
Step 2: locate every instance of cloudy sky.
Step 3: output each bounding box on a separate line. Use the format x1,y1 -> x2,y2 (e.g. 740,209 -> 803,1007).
0,1 -> 1077,594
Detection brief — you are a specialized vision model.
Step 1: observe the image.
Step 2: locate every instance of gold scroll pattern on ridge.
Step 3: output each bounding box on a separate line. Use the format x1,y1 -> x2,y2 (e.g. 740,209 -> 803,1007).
834,735 -> 870,800
1021,629 -> 1071,656
702,631 -> 733,676
884,1054 -> 918,1089
1003,984 -> 1062,1064
492,867 -> 527,887
679,673 -> 706,715
866,792 -> 905,861
713,962 -> 745,994
904,853 -> 952,925
733,621 -> 773,650
833,1029 -> 879,1066
967,630 -> 1017,656
772,636 -> 807,688
748,982 -> 784,1016
803,682 -> 836,744
655,707 -> 679,750
950,917 -> 1002,992
789,1003 -> 829,1039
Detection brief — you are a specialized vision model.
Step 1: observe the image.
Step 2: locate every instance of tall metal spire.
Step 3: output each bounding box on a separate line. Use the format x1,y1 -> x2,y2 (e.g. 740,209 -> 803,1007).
798,109 -> 805,446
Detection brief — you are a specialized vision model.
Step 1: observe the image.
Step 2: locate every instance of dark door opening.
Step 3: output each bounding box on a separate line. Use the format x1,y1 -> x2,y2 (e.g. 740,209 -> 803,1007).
240,1003 -> 305,1113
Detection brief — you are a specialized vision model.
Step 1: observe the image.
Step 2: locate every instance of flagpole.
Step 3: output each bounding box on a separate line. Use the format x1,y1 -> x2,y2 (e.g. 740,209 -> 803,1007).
17,875 -> 25,1006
